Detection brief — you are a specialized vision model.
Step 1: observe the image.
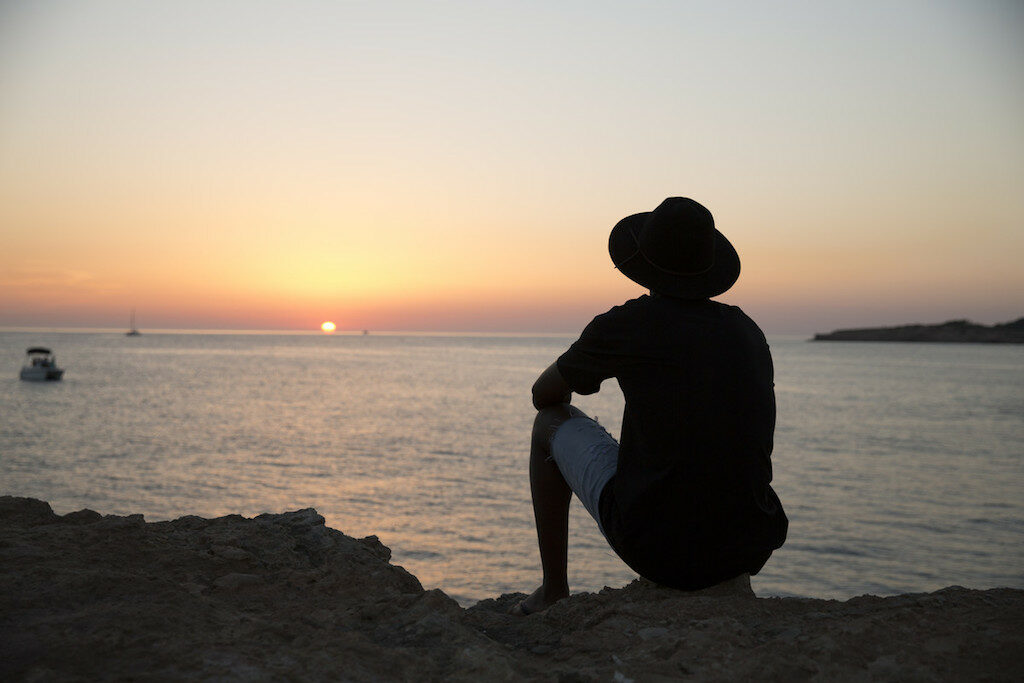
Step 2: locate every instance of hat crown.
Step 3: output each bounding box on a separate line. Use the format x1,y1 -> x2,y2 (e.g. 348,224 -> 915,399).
607,196 -> 739,298
638,198 -> 716,275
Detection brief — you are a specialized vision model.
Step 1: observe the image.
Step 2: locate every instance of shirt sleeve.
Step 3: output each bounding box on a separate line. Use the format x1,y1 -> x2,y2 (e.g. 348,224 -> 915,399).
556,307 -> 631,395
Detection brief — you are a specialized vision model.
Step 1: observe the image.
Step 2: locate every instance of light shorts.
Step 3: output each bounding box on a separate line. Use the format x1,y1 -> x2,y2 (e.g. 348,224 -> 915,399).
549,416 -> 619,536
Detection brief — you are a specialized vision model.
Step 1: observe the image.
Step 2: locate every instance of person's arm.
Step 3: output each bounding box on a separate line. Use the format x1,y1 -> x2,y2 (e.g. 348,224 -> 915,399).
532,362 -> 573,410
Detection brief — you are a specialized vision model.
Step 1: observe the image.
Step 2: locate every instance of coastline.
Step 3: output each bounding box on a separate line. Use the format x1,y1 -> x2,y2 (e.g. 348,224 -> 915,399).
2,497 -> 1022,681
812,318 -> 1024,343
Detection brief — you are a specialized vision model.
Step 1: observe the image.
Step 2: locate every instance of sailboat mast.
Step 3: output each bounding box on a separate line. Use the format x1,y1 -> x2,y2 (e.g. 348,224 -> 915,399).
126,309 -> 141,336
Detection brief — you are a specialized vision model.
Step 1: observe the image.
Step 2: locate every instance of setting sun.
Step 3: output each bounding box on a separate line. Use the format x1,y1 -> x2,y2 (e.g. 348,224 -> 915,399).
320,321 -> 336,333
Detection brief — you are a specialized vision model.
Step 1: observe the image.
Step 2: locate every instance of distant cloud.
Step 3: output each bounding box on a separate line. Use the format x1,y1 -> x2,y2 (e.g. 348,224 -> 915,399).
0,263 -> 119,294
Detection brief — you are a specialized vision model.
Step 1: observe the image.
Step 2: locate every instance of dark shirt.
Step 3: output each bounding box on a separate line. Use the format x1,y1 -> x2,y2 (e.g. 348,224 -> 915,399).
556,294 -> 787,589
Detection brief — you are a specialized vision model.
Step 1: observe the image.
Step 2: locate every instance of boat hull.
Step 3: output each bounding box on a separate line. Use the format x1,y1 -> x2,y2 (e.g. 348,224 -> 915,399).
19,367 -> 64,381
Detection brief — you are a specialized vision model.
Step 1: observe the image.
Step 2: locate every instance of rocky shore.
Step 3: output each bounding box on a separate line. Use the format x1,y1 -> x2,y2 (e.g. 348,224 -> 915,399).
812,317 -> 1024,343
2,497 -> 1021,681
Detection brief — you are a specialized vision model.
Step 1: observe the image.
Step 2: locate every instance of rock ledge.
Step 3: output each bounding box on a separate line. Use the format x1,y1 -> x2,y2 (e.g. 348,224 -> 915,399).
2,497 -> 1021,681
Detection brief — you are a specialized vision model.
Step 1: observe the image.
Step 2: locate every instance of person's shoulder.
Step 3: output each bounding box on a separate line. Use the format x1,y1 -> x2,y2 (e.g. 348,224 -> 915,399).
714,302 -> 769,342
575,295 -> 651,339
590,295 -> 652,324
715,302 -> 759,326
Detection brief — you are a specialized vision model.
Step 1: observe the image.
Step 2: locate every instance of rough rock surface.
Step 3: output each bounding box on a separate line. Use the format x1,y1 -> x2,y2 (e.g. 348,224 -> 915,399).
2,497 -> 1021,681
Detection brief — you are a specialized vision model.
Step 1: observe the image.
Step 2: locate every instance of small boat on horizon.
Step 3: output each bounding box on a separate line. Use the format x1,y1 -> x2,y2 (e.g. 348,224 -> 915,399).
126,310 -> 142,337
19,347 -> 65,381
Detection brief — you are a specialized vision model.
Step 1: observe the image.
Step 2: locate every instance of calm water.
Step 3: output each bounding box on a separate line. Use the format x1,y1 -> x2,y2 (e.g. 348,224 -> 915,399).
2,331 -> 1022,605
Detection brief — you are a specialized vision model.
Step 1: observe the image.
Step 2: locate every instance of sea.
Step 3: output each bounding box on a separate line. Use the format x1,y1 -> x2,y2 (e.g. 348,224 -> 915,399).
2,330 -> 1022,606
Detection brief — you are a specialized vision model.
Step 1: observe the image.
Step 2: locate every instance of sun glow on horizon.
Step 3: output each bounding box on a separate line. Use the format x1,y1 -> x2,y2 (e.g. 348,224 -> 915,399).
0,3 -> 1021,335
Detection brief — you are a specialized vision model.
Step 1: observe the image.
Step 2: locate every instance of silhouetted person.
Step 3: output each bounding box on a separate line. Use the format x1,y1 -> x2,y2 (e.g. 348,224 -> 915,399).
514,197 -> 787,614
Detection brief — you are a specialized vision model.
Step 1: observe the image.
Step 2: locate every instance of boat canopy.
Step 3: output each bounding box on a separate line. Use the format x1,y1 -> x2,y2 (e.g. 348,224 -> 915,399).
26,347 -> 52,354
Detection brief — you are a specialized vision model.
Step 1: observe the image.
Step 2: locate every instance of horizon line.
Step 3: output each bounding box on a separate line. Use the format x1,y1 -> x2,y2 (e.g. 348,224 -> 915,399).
0,326 -> 582,337
0,326 -> 820,342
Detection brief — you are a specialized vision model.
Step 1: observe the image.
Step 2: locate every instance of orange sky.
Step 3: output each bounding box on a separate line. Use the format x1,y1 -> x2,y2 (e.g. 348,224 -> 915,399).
2,1 -> 1022,334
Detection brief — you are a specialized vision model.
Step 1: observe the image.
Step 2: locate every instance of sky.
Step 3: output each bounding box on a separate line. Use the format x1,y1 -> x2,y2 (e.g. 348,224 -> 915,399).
1,0 -> 1022,334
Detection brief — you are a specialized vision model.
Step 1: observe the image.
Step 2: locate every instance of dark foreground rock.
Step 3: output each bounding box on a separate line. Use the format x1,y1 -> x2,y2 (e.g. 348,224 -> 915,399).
2,497 -> 1021,681
812,317 -> 1024,343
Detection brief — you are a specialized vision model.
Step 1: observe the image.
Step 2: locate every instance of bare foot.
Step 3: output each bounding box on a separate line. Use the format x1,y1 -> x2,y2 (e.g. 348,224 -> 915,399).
510,583 -> 569,616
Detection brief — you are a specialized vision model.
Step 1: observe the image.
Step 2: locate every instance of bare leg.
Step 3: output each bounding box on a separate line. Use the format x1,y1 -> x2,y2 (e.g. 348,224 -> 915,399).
518,403 -> 588,614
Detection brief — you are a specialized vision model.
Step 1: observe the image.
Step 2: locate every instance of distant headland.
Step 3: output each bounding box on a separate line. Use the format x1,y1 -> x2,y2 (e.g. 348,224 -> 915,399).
813,318 -> 1024,343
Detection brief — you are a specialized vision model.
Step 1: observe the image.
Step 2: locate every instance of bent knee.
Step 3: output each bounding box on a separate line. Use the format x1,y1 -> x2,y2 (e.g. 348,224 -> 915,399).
533,403 -> 588,436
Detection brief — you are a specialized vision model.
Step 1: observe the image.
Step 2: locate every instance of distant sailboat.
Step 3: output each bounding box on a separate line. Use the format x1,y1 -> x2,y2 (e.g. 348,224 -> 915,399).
126,310 -> 142,337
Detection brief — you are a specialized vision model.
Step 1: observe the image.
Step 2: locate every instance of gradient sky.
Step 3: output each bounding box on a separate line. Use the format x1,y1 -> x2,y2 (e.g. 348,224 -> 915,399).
1,0 -> 1021,334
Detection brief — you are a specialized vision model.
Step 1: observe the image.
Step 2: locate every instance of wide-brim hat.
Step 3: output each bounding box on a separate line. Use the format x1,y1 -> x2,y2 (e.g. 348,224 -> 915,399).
608,197 -> 740,299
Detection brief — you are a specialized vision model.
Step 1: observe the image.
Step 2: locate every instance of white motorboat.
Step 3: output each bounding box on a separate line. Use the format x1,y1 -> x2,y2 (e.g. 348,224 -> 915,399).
19,347 -> 65,381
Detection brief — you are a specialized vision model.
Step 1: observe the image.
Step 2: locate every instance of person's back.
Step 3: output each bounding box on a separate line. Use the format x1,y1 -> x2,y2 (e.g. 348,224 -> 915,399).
561,294 -> 785,589
514,197 -> 786,615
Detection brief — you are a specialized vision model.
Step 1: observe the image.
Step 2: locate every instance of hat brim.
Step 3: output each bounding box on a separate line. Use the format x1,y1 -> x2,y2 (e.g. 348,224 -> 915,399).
608,212 -> 741,299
